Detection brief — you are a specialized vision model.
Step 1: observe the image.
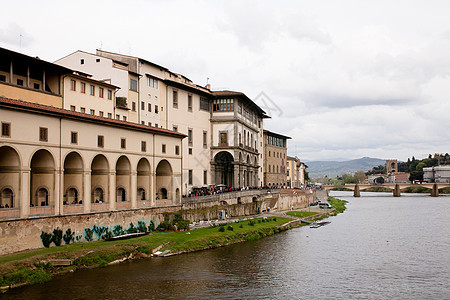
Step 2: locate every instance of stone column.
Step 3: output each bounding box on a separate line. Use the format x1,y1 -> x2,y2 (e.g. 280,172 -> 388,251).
55,169 -> 61,215
109,171 -> 116,210
233,164 -> 239,188
131,170 -> 137,208
20,170 -> 30,218
83,171 -> 91,213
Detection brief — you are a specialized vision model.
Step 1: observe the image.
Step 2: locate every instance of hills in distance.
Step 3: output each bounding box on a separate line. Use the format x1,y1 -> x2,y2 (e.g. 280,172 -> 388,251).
306,157 -> 386,178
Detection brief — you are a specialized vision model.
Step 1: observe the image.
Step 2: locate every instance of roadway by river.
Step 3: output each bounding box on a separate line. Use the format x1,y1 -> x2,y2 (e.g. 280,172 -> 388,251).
4,191 -> 450,299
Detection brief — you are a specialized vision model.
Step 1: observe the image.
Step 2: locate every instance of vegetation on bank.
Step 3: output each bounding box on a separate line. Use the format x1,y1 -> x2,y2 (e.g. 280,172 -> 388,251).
0,216 -> 291,290
286,211 -> 318,218
329,197 -> 348,213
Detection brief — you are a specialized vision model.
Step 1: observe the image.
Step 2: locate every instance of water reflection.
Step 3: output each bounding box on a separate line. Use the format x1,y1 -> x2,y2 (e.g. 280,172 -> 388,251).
4,192 -> 450,299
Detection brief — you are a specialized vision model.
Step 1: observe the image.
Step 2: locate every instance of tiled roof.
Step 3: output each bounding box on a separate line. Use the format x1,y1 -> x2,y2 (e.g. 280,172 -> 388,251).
0,97 -> 186,138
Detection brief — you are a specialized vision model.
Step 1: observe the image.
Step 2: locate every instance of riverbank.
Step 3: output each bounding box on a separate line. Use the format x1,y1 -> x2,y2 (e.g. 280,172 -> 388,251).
0,198 -> 348,292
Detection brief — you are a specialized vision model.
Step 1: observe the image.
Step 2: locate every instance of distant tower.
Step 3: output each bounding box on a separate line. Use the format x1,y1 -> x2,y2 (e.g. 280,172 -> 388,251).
386,159 -> 398,173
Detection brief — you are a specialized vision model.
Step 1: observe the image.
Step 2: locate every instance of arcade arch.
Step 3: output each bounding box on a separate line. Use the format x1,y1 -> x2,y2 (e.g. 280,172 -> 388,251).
30,149 -> 55,207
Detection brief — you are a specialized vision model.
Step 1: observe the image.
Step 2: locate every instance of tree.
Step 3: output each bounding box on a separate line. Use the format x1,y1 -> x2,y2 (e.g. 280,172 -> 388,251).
354,170 -> 366,183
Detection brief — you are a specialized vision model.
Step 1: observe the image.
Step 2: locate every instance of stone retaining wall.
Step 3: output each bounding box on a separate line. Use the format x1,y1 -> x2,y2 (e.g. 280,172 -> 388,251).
0,189 -> 316,255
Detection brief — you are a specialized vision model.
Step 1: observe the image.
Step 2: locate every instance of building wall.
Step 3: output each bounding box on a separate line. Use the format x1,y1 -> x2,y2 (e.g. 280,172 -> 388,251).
263,133 -> 288,187
0,81 -> 62,107
0,100 -> 183,220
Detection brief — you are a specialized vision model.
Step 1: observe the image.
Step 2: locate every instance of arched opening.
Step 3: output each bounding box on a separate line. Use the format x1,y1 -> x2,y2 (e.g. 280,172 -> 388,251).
214,151 -> 234,188
30,149 -> 55,207
159,188 -> 168,199
117,187 -> 126,202
1,188 -> 14,208
0,146 -> 20,209
37,187 -> 49,206
93,187 -> 104,203
66,187 -> 79,205
137,158 -> 150,201
116,156 -> 131,202
91,155 -> 109,203
64,152 -> 83,205
156,160 -> 173,200
137,187 -> 146,200
175,188 -> 180,200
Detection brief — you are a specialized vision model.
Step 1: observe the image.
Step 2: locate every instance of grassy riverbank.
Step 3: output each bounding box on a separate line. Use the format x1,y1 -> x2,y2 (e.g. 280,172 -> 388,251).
286,211 -> 318,218
0,217 -> 291,290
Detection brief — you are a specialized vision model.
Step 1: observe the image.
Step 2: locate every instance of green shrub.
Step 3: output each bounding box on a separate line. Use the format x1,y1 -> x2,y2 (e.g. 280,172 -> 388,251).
52,229 -> 63,246
126,222 -> 138,234
40,231 -> 52,248
248,220 -> 255,226
113,225 -> 124,236
156,221 -> 173,231
176,219 -> 190,230
227,225 -> 234,231
218,226 -> 225,232
148,221 -> 155,232
239,224 -> 243,228
137,221 -> 147,232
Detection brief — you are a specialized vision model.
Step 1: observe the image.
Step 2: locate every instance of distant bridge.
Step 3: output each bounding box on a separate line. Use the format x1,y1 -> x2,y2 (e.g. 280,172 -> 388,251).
323,183 -> 450,197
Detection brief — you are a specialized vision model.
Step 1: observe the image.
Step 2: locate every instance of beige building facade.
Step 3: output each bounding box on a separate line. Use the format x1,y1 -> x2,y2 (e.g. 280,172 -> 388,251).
0,97 -> 184,219
263,130 -> 290,187
286,156 -> 306,188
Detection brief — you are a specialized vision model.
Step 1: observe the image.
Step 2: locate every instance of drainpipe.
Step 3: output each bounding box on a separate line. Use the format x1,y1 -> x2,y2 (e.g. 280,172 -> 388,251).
59,116 -> 62,215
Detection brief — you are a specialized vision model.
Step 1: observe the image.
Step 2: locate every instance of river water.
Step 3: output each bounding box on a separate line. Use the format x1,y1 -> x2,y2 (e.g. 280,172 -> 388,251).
4,191 -> 450,299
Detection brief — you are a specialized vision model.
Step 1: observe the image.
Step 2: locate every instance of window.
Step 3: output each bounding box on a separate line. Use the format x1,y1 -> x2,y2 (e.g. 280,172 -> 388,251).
268,151 -> 270,157
90,85 -> 95,96
70,105 -> 75,111
80,82 -> 86,93
107,113 -> 112,119
148,103 -> 151,112
96,58 -> 100,63
123,116 -> 127,121
130,79 -> 138,91
173,125 -> 178,132
147,76 -> 158,88
175,145 -> 180,155
70,79 -> 76,91
0,74 -> 6,82
99,111 -> 104,117
200,97 -> 209,111
203,131 -> 207,148
213,99 -> 234,112
71,131 -> 78,144
238,102 -> 242,114
132,102 -> 136,111
204,170 -> 207,185
17,78 -> 23,86
162,144 -> 166,153
39,127 -> 48,142
116,114 -> 120,120
141,121 -> 145,125
148,122 -> 152,126
80,107 -> 86,113
90,109 -> 95,115
188,128 -> 193,146
219,132 -> 228,147
33,83 -> 40,89
141,101 -> 145,110
155,105 -> 158,113
99,87 -> 104,98
141,141 -> 147,152
155,123 -> 158,128
107,90 -> 112,100
1,122 -> 11,137
80,59 -> 84,64
188,148 -> 192,155
188,94 -> 192,111
188,170 -> 193,185
121,138 -> 126,149
98,135 -> 104,148
173,90 -> 178,108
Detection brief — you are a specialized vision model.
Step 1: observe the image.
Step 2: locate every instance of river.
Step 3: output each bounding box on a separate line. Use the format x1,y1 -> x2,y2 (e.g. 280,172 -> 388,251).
4,191 -> 450,299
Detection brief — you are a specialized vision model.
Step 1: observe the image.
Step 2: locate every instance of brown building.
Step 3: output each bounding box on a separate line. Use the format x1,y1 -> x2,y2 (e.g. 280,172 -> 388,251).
263,130 -> 291,187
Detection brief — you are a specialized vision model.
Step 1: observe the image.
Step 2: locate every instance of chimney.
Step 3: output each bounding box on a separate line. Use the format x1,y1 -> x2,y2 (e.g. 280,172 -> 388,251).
205,83 -> 211,90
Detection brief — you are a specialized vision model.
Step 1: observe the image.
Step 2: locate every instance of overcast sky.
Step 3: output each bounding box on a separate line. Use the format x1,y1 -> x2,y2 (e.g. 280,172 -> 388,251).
2,0 -> 450,162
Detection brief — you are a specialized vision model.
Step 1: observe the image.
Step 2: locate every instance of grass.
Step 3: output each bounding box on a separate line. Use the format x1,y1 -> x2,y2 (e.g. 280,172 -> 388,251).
286,211 -> 319,218
329,197 -> 348,213
0,217 -> 291,289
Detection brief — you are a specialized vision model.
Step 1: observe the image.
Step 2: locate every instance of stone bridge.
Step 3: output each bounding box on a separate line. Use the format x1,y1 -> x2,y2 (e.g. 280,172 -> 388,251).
323,183 -> 450,197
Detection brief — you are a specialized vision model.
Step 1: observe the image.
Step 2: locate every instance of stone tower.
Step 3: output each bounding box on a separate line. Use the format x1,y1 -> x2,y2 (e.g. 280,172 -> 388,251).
386,159 -> 398,173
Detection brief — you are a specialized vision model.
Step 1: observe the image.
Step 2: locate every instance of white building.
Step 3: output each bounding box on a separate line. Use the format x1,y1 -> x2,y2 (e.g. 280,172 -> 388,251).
423,165 -> 450,183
